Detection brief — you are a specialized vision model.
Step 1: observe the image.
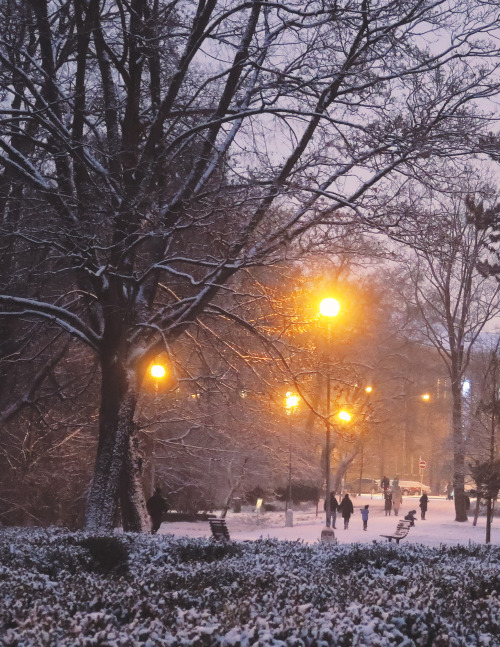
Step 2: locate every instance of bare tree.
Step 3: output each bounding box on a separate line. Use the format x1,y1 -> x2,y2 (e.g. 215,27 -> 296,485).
390,172 -> 500,521
0,0 -> 499,531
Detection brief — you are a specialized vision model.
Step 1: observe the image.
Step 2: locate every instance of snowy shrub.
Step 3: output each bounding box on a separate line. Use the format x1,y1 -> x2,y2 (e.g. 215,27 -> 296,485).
3,529 -> 500,645
78,536 -> 129,573
174,539 -> 244,563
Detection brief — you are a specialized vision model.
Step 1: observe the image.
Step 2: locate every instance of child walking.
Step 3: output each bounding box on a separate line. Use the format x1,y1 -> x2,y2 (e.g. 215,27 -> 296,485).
361,504 -> 369,531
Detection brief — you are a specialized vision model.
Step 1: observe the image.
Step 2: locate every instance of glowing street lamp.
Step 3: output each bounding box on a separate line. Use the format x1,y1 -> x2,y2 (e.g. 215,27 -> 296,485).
149,362 -> 167,491
150,364 -> 166,379
319,297 -> 341,318
338,410 -> 351,423
319,297 -> 341,529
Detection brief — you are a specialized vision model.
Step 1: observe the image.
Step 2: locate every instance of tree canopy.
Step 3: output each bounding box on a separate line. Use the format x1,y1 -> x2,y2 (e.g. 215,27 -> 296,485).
1,0 -> 500,531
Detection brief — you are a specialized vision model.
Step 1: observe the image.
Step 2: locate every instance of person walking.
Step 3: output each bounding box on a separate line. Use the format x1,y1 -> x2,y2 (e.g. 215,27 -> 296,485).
384,488 -> 393,516
360,504 -> 369,531
380,475 -> 390,494
339,493 -> 354,529
392,485 -> 403,516
419,492 -> 429,520
146,487 -> 169,534
323,491 -> 339,529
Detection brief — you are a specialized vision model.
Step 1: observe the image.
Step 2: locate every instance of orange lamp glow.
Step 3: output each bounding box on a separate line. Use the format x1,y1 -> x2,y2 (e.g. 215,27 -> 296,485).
150,364 -> 166,379
285,392 -> 300,409
319,298 -> 340,318
338,410 -> 351,423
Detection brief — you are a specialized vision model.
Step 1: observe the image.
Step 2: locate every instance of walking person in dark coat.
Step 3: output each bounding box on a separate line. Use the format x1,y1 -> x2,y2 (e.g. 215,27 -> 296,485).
339,493 -> 354,529
323,491 -> 339,529
146,487 -> 169,534
384,488 -> 393,516
419,492 -> 429,520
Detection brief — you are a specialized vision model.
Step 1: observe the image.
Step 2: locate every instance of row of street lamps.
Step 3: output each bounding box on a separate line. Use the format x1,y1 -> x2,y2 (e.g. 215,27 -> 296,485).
149,297 -> 433,537
148,296 -> 358,533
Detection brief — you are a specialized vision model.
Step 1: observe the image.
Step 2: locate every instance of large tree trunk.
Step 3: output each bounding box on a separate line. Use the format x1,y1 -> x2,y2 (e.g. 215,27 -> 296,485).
120,433 -> 149,531
332,454 -> 356,494
84,355 -> 147,533
451,376 -> 467,522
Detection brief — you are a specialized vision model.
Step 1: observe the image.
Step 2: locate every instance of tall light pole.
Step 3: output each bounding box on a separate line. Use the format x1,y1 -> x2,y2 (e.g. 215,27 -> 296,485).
319,297 -> 340,528
356,386 -> 373,494
285,392 -> 299,526
149,362 -> 167,492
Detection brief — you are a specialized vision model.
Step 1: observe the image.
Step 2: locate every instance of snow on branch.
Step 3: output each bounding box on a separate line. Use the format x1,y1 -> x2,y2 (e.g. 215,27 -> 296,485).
0,296 -> 101,350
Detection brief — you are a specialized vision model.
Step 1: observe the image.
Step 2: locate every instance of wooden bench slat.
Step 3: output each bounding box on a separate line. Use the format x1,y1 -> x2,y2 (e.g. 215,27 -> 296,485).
380,520 -> 411,544
209,519 -> 231,541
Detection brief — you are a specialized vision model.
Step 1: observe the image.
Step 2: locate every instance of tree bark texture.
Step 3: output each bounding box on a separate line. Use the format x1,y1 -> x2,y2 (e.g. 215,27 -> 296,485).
84,357 -> 145,532
451,377 -> 467,522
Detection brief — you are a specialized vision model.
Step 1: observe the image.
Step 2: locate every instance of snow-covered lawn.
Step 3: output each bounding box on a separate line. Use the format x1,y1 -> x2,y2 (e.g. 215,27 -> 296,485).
2,497 -> 500,646
160,495 -> 500,548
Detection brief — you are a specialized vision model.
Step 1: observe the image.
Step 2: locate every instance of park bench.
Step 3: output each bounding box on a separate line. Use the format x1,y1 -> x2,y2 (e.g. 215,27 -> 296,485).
380,519 -> 411,544
209,518 -> 231,542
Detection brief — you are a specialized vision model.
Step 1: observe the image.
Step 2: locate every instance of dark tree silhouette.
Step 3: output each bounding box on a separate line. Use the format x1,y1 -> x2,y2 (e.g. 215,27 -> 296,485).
0,0 -> 498,531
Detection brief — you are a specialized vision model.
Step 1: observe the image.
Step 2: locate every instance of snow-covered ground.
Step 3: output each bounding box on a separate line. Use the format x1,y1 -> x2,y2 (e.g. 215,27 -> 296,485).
159,495 -> 499,547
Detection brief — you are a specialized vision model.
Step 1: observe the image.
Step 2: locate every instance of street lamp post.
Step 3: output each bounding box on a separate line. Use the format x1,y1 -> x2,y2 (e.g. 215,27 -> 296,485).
356,386 -> 373,494
285,392 -> 299,526
149,362 -> 167,492
319,297 -> 340,529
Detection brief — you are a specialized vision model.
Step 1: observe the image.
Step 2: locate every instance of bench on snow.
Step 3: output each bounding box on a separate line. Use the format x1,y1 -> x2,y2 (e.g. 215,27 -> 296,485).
209,518 -> 231,542
380,519 -> 411,544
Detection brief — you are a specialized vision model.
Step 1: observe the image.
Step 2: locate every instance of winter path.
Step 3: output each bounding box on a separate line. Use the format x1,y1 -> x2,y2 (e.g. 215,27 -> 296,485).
158,495 -> 500,547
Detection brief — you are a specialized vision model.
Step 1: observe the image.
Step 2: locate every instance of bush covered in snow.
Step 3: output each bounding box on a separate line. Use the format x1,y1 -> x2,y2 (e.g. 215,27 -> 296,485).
2,527 -> 500,645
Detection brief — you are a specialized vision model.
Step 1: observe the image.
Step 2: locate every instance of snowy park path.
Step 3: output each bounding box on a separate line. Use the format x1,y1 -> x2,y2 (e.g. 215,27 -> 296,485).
158,495 -> 500,547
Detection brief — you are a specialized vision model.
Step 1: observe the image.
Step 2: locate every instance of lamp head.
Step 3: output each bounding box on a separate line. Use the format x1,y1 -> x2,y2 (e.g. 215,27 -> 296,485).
285,392 -> 300,409
338,410 -> 351,423
150,364 -> 166,379
319,298 -> 340,318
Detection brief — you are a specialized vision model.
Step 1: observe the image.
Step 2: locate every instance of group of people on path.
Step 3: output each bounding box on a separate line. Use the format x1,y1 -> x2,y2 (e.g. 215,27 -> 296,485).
381,475 -> 429,521
401,492 -> 427,524
383,484 -> 403,516
324,491 -> 356,529
322,474 -> 432,534
381,476 -> 403,517
149,479 -> 431,537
